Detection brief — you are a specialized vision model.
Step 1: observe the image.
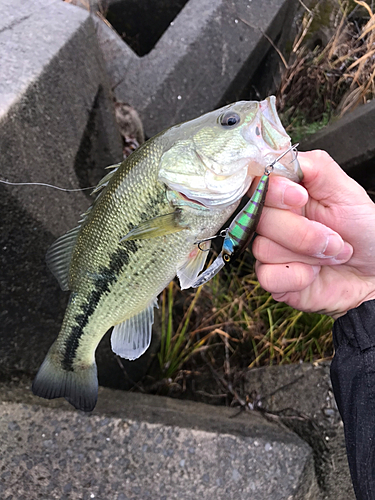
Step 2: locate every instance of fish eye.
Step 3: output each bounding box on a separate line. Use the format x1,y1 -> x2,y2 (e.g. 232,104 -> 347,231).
223,254 -> 231,262
219,112 -> 241,128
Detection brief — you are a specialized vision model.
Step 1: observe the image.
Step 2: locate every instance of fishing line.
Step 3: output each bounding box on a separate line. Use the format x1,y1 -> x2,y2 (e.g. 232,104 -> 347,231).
0,178 -> 95,192
0,143 -> 299,193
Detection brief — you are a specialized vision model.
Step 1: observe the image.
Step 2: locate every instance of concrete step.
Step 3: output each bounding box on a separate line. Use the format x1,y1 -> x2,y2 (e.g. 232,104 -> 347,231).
301,100 -> 375,189
0,381 -> 318,500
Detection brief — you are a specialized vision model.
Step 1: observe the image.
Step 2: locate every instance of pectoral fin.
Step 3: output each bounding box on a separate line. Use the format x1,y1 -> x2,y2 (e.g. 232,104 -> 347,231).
177,240 -> 211,290
111,299 -> 158,360
120,210 -> 188,242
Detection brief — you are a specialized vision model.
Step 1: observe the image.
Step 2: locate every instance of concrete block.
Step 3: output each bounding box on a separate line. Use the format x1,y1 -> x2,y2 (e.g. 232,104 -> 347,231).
95,0 -> 297,137
0,381 -> 319,500
245,362 -> 340,424
0,0 -> 123,380
301,100 -> 375,188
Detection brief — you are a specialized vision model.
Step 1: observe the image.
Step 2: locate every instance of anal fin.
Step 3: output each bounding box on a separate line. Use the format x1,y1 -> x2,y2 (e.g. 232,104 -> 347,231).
111,298 -> 158,360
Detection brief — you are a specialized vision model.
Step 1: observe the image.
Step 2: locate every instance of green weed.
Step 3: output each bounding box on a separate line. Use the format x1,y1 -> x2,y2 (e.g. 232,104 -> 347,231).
157,252 -> 334,381
158,282 -> 210,379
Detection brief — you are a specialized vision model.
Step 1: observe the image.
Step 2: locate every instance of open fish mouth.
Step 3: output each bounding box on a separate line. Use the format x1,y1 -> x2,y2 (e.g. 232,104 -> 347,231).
241,97 -> 303,182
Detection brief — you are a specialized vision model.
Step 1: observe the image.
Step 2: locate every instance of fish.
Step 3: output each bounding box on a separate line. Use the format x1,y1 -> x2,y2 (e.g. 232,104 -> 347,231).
192,145 -> 299,287
32,96 -> 303,412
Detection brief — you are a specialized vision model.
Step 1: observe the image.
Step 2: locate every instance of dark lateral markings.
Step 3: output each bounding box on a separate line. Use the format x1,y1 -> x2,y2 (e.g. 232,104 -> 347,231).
62,242 -> 138,371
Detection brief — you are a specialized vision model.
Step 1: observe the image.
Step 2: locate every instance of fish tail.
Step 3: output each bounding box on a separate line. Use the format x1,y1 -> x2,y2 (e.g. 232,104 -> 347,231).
32,347 -> 98,412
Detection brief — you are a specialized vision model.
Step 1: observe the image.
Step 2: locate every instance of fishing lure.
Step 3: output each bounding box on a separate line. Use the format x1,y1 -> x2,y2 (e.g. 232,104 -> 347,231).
192,144 -> 298,288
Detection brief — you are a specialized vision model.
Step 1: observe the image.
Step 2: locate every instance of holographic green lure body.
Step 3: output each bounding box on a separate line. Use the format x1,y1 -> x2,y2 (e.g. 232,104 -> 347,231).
192,171 -> 270,288
221,171 -> 270,261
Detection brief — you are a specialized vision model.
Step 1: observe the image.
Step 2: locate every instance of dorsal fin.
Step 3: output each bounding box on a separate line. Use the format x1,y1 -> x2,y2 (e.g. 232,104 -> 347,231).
90,163 -> 120,196
46,226 -> 81,291
46,162 -> 122,291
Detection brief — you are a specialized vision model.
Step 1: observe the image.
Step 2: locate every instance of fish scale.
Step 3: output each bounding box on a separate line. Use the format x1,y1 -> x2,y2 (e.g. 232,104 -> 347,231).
32,97 -> 303,411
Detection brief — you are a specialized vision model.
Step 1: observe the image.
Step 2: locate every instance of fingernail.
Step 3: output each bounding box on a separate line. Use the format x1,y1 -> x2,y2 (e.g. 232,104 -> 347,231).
283,184 -> 307,206
313,234 -> 344,258
272,293 -> 287,302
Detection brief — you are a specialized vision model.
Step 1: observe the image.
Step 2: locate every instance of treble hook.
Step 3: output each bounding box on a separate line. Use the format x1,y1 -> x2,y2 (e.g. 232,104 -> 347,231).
265,142 -> 299,174
195,229 -> 228,251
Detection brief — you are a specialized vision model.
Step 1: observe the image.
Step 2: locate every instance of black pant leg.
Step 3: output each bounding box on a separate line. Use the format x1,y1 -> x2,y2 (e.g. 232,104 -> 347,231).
331,300 -> 375,500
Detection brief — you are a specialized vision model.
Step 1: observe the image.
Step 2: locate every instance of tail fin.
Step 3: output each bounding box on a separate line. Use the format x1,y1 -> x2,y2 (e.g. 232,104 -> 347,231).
32,351 -> 98,412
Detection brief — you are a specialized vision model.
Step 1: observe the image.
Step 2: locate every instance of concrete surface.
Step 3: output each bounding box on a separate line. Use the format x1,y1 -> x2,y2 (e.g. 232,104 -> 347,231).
94,0 -> 298,137
0,0 -> 122,237
0,380 -> 318,500
301,99 -> 375,188
0,0 -> 139,387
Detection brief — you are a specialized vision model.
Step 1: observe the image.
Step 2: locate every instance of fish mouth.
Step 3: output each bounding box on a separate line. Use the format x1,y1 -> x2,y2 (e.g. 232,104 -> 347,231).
242,97 -> 304,183
260,98 -> 303,182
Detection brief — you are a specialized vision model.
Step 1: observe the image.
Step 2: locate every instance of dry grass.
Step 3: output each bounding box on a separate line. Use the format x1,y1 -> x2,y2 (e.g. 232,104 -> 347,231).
277,0 -> 375,140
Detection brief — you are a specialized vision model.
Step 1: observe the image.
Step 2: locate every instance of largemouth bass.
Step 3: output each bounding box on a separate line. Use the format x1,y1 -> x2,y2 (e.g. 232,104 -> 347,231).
32,96 -> 302,412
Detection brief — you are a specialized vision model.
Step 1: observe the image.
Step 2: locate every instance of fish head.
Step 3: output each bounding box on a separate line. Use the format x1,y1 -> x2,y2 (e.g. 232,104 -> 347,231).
158,96 -> 303,208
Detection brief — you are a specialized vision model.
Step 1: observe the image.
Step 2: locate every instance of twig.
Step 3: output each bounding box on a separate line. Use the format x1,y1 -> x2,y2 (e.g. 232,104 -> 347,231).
297,0 -> 312,14
238,17 -> 288,69
201,352 -> 247,408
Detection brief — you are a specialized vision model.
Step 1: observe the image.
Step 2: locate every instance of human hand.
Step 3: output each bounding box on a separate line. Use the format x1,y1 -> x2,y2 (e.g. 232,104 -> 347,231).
251,150 -> 375,318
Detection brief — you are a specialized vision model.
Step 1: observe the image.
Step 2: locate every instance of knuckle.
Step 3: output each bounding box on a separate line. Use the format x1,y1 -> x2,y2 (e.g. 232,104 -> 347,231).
255,264 -> 273,292
294,266 -> 308,290
298,223 -> 326,255
314,149 -> 333,163
252,236 -> 272,262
